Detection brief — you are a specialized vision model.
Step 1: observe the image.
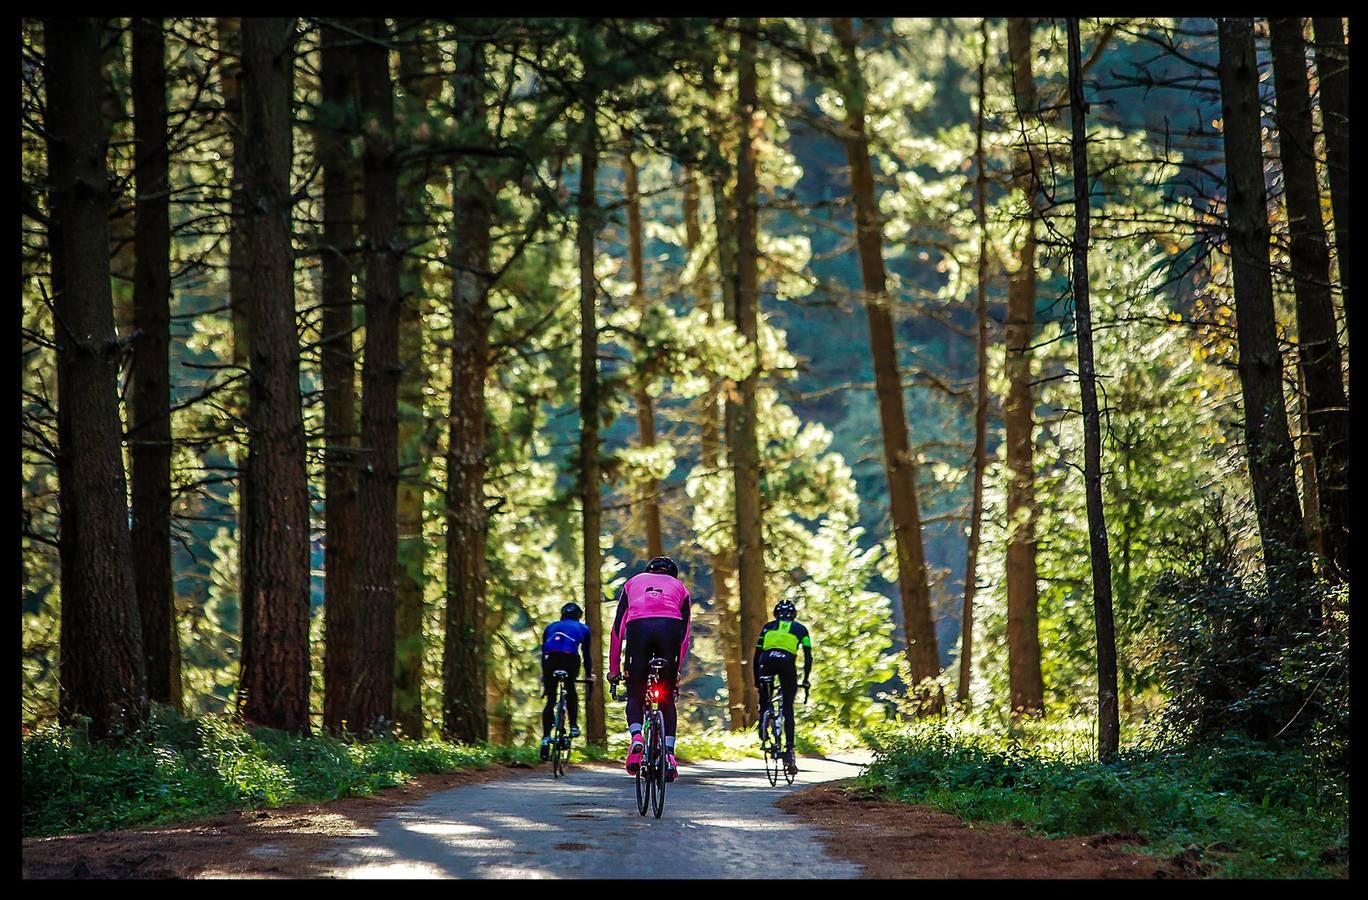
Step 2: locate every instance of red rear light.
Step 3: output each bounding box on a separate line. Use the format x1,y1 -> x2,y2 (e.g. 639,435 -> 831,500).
650,684 -> 666,703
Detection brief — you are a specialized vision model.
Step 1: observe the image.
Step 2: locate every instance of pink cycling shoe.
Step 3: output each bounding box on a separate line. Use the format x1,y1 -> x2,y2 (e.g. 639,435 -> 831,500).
665,752 -> 679,782
625,735 -> 645,774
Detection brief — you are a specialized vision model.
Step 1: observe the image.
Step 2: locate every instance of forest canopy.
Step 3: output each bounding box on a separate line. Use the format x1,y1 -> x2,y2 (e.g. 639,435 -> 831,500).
21,17 -> 1349,773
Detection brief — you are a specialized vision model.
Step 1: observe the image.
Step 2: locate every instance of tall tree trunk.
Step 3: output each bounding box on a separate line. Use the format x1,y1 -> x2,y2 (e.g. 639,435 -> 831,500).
1003,16 -> 1046,716
442,38 -> 492,745
1067,18 -> 1119,762
1216,18 -> 1314,596
236,16 -> 312,733
319,22 -> 360,734
958,19 -> 990,708
217,16 -> 256,689
579,98 -> 608,746
1270,17 -> 1350,584
130,16 -> 179,709
694,173 -> 745,730
730,22 -> 767,726
623,144 -> 663,560
1294,364 -> 1324,555
392,27 -> 442,738
46,16 -> 149,740
1311,17 -> 1351,369
348,17 -> 402,734
832,17 -> 941,711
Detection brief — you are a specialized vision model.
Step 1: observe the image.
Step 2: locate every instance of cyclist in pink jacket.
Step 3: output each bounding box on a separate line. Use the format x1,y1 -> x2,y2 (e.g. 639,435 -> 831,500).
607,556 -> 691,782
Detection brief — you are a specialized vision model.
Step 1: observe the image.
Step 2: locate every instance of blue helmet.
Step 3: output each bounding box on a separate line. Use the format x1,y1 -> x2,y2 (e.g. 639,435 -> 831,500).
646,556 -> 678,578
561,602 -> 583,621
774,599 -> 797,621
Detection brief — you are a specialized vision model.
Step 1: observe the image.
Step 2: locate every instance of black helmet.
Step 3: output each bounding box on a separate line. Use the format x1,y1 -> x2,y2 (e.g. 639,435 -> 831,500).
646,556 -> 678,578
774,599 -> 797,621
561,602 -> 583,621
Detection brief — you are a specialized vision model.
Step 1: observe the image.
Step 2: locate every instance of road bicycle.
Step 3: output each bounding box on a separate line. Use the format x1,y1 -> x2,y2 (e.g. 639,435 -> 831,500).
757,675 -> 807,786
611,656 -> 669,818
547,669 -> 594,779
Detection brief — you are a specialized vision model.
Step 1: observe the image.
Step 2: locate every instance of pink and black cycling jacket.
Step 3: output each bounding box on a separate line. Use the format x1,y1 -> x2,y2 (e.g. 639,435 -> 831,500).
608,572 -> 692,677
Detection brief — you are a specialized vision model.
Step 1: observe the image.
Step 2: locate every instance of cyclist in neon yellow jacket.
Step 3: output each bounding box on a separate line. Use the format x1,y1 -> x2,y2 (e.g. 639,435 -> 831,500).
753,599 -> 812,776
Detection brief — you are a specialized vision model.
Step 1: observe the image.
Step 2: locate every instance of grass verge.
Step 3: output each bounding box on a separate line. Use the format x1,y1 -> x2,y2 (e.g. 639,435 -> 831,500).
22,706 -> 539,838
861,717 -> 1348,878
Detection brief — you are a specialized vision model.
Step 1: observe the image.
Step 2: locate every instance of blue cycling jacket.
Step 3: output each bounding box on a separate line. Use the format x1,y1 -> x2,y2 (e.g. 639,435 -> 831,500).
542,619 -> 591,655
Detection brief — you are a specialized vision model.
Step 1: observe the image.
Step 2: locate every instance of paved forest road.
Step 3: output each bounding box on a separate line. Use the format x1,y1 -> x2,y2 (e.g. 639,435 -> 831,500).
308,754 -> 869,879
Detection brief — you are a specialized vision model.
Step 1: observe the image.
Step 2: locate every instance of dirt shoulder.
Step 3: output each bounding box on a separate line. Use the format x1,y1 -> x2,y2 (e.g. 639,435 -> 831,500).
21,762 -> 541,879
778,780 -> 1183,879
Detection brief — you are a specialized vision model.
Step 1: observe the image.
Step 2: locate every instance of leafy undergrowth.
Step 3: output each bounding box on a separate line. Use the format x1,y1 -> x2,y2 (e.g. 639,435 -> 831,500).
22,706 -> 540,838
23,707 -> 857,838
862,716 -> 1348,879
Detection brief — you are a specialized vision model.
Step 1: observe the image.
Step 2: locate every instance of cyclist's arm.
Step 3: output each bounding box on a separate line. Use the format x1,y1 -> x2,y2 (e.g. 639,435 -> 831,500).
579,624 -> 593,677
752,624 -> 768,686
608,584 -> 629,678
797,621 -> 812,682
677,588 -> 692,678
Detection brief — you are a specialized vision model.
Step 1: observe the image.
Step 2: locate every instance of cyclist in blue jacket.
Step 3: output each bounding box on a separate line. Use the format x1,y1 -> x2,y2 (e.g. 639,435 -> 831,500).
540,602 -> 593,760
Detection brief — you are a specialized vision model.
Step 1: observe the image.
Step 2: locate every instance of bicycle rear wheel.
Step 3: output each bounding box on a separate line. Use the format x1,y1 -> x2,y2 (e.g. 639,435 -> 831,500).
552,692 -> 568,778
772,704 -> 791,785
760,709 -> 779,786
650,712 -> 666,818
635,724 -> 651,816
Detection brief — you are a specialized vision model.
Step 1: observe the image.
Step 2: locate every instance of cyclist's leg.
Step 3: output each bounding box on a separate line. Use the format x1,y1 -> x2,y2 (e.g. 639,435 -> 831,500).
643,617 -> 685,740
624,622 -> 649,740
559,653 -> 581,731
778,654 -> 798,751
540,655 -> 557,739
756,655 -> 774,740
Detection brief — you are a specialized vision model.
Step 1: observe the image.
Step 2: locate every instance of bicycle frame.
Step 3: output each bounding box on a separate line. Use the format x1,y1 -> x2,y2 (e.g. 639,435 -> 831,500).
756,672 -> 799,785
613,656 -> 670,818
549,670 -> 594,779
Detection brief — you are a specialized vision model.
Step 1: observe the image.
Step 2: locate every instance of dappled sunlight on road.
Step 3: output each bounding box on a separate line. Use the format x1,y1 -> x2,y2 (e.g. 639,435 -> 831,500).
311,754 -> 868,878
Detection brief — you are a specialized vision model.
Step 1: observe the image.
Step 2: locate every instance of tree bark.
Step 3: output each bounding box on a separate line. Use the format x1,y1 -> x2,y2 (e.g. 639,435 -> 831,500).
348,17 -> 402,733
1216,18 -> 1314,594
130,16 -> 179,709
319,21 -> 361,734
442,38 -> 493,745
1294,363 -> 1324,556
46,16 -> 149,740
235,16 -> 312,733
623,144 -> 664,560
730,22 -> 768,726
958,19 -> 990,708
832,17 -> 941,710
392,27 -> 442,738
215,16 -> 259,690
1269,17 -> 1350,583
1311,17 -> 1351,370
1003,16 -> 1046,716
695,173 -> 746,730
1067,18 -> 1119,762
579,99 -> 608,746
